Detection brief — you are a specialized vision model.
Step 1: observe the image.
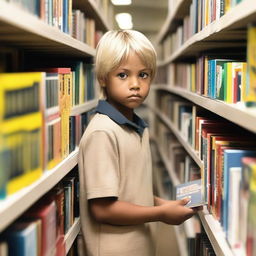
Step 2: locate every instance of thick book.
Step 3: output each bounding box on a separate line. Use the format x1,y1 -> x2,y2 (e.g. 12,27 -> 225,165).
176,179 -> 206,208
222,149 -> 256,233
24,197 -> 57,256
3,220 -> 40,256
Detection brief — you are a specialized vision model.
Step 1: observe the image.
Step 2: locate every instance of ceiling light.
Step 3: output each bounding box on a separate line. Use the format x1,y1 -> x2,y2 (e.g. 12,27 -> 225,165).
115,13 -> 133,29
111,0 -> 132,5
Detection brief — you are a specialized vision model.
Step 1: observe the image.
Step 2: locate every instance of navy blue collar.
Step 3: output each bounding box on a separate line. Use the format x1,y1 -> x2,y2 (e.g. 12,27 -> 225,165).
95,100 -> 148,136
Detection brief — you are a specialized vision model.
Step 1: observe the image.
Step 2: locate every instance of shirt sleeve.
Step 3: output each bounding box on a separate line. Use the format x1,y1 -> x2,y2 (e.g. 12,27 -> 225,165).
79,130 -> 120,200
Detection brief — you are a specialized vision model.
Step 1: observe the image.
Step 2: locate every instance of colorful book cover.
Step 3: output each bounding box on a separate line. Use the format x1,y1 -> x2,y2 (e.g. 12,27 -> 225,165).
227,167 -> 242,248
246,24 -> 256,107
222,149 -> 256,233
176,179 -> 206,208
0,72 -> 44,196
24,198 -> 57,256
3,221 -> 39,256
239,157 -> 256,254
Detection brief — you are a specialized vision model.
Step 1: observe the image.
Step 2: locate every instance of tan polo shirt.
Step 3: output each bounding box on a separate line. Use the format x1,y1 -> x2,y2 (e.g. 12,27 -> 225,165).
78,103 -> 155,256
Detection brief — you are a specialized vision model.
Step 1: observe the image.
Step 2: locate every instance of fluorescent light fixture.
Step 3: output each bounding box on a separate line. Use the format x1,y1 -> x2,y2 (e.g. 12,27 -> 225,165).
115,13 -> 133,29
111,0 -> 132,5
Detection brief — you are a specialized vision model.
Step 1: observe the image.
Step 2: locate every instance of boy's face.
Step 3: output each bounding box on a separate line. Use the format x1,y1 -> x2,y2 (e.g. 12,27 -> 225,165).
105,52 -> 151,120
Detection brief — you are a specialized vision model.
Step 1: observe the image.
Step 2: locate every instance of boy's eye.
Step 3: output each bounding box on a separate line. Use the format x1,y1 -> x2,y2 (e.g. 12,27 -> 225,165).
117,73 -> 128,79
139,72 -> 149,79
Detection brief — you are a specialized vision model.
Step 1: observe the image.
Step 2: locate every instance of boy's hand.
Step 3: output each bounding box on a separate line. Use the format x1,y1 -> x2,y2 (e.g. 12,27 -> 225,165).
159,198 -> 200,225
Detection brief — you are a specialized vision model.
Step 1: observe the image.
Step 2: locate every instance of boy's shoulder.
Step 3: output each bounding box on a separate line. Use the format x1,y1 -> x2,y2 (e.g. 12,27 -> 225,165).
85,113 -> 121,135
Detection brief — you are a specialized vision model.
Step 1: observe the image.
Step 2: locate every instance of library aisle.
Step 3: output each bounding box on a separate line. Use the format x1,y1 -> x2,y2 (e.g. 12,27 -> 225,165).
1,0 -> 256,256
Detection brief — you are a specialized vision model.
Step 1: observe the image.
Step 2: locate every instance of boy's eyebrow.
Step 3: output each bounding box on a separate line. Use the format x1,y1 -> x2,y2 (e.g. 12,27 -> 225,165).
117,68 -> 150,72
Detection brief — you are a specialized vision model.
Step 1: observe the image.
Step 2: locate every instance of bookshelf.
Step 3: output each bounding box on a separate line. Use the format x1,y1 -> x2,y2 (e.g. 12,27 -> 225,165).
0,1 -> 96,57
0,149 -> 78,232
73,0 -> 112,32
65,217 -> 81,254
0,0 -> 112,253
151,108 -> 234,256
153,0 -> 256,255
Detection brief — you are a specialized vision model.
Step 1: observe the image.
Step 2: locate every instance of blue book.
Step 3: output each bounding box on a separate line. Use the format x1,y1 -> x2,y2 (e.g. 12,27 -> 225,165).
222,149 -> 256,234
63,0 -> 68,33
176,179 -> 206,208
210,60 -> 217,99
4,221 -> 38,256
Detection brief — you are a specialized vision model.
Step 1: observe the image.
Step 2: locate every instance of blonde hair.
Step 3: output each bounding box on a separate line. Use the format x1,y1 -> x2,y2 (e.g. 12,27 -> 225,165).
95,30 -> 157,99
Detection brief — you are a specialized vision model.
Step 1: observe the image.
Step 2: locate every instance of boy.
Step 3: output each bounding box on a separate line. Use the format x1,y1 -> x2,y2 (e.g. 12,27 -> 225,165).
78,30 -> 199,256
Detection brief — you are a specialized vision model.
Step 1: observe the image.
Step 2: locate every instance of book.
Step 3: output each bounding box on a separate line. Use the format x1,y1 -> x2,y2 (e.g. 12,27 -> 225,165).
246,24 -> 256,107
239,157 -> 256,254
176,179 -> 206,208
3,221 -> 39,256
0,72 -> 44,196
24,197 -> 57,256
227,167 -> 242,248
222,149 -> 256,233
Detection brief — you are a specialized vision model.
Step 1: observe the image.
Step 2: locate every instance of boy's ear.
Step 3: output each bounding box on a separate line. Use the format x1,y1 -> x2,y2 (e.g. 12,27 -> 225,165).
99,79 -> 106,87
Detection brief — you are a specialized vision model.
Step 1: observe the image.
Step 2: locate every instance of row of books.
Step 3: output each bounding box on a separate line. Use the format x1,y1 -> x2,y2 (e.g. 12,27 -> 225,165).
189,232 -> 216,256
0,168 -> 79,256
155,118 -> 201,184
72,9 -> 103,48
93,0 -> 114,28
159,0 -> 245,61
4,0 -> 104,48
151,137 -> 215,255
190,0 -> 243,35
198,117 -> 256,255
156,91 -> 256,254
158,22 -> 256,107
0,68 -> 95,199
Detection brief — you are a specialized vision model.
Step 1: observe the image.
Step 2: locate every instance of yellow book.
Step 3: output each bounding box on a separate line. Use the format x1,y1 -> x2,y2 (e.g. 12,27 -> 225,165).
225,0 -> 231,14
246,24 -> 256,106
191,63 -> 196,93
241,63 -> 248,102
205,0 -> 209,26
0,72 -> 44,195
226,62 -> 233,103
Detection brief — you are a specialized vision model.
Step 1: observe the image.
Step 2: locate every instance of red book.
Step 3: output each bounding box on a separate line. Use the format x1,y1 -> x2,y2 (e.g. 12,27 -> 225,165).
24,198 -> 57,256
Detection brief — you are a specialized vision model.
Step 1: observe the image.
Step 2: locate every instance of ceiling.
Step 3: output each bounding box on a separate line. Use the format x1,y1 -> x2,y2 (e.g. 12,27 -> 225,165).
112,0 -> 168,42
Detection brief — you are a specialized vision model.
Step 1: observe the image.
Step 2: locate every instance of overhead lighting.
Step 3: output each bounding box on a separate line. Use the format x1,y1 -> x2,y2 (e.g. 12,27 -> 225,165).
111,0 -> 132,5
115,13 -> 133,29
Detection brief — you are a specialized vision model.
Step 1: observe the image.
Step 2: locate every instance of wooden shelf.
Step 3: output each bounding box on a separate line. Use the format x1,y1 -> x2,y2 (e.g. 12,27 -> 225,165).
154,85 -> 256,134
71,99 -> 98,116
156,0 -> 192,44
198,209 -> 234,256
65,218 -> 81,254
73,0 -> 112,32
0,1 -> 96,57
0,149 -> 78,232
159,0 -> 255,63
153,122 -> 234,256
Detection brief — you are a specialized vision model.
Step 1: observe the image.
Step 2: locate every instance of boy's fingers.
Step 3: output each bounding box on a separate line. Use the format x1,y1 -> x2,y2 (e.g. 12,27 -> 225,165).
180,196 -> 191,205
192,206 -> 203,211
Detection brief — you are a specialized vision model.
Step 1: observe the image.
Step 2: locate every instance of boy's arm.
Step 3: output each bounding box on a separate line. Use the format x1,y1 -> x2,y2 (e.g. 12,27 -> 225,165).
89,197 -> 198,226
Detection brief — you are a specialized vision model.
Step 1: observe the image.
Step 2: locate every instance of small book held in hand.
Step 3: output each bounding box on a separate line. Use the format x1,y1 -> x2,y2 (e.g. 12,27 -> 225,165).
176,179 -> 206,208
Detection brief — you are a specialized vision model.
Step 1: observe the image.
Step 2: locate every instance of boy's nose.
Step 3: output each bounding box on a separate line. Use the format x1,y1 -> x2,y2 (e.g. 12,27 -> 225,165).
130,78 -> 140,90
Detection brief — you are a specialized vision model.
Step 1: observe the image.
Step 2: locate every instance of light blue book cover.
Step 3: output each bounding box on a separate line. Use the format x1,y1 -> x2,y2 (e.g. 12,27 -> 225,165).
222,149 -> 256,234
176,179 -> 206,208
5,221 -> 38,256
